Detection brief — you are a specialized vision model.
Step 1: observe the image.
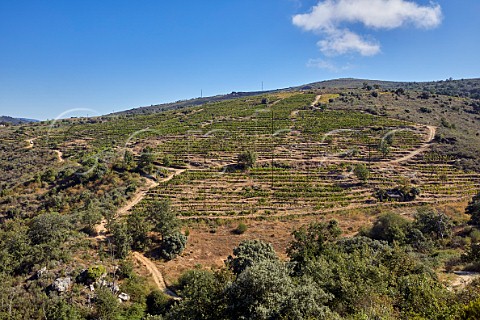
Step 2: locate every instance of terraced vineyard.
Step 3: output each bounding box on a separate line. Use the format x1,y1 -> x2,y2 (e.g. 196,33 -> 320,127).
124,92 -> 480,218
13,90 -> 480,220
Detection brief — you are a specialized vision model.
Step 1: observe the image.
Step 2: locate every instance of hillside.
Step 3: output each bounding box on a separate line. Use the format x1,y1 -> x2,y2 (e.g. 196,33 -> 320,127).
112,78 -> 480,117
302,77 -> 480,99
0,115 -> 39,125
1,79 -> 480,318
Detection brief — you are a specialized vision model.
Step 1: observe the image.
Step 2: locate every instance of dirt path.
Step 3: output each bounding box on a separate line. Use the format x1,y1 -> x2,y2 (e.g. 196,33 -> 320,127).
24,137 -> 65,162
132,252 -> 180,298
448,271 -> 480,291
24,138 -> 37,149
117,178 -> 159,215
95,167 -> 186,239
311,94 -> 322,107
133,252 -> 166,291
290,94 -> 321,118
390,125 -> 436,164
53,149 -> 64,162
117,168 -> 185,216
94,168 -> 186,298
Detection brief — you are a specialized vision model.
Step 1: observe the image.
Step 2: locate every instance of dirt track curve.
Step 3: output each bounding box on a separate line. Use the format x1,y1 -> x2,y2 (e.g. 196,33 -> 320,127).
24,137 -> 65,162
390,125 -> 436,163
94,167 -> 185,298
133,252 -> 166,291
24,138 -> 36,149
95,167 -> 185,239
54,150 -> 64,162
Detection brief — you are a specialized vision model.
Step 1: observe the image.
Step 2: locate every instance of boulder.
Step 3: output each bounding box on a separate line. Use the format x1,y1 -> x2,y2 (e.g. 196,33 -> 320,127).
118,292 -> 130,302
53,277 -> 72,293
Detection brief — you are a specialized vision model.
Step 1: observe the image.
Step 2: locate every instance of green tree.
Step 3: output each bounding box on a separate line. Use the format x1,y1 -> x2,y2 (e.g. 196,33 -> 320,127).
28,212 -> 70,246
166,269 -> 229,320
146,200 -> 180,240
41,168 -> 57,183
45,297 -> 84,320
126,212 -> 152,251
138,146 -> 156,174
226,239 -> 278,275
87,265 -> 107,282
95,288 -> 120,320
0,220 -> 32,274
123,150 -> 136,170
366,212 -> 410,244
111,222 -> 132,259
396,273 -> 450,318
226,260 -> 335,320
354,164 -> 370,182
287,220 -> 341,267
160,231 -> 187,260
413,207 -> 453,240
146,290 -> 171,316
237,150 -> 257,169
81,209 -> 103,236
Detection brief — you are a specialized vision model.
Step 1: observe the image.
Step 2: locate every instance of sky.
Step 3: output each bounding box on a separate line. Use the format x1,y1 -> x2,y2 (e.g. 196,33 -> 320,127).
0,0 -> 479,120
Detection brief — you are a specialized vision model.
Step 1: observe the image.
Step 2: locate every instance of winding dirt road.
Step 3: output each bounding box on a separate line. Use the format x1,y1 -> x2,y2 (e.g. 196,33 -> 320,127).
54,149 -> 64,162
311,94 -> 322,107
95,167 -> 185,238
94,166 -> 185,298
133,252 -> 166,291
390,125 -> 436,164
24,137 -> 65,162
24,138 -> 36,149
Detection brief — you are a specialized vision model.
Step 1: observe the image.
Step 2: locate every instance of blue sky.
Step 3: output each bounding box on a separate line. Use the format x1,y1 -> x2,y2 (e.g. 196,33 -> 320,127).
0,0 -> 478,120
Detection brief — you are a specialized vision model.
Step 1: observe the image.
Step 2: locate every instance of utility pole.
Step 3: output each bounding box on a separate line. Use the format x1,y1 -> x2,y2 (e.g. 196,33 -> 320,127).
262,81 -> 264,91
271,106 -> 274,188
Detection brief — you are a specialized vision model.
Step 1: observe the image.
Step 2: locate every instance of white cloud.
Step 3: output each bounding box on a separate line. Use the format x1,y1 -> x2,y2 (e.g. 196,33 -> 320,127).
306,58 -> 353,72
319,29 -> 380,56
293,0 -> 442,56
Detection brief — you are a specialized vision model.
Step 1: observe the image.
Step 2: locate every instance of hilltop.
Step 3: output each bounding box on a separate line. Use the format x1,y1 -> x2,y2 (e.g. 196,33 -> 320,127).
111,78 -> 480,116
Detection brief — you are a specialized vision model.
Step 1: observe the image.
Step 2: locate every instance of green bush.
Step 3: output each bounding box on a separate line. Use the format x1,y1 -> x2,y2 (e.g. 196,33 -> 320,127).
147,290 -> 171,316
366,212 -> 410,244
354,164 -> 369,181
161,231 -> 188,260
234,223 -> 248,235
87,265 -> 106,282
226,239 -> 278,275
237,150 -> 257,169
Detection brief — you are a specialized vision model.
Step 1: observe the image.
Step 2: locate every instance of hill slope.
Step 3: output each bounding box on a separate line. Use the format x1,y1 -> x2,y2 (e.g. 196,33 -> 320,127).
0,115 -> 39,125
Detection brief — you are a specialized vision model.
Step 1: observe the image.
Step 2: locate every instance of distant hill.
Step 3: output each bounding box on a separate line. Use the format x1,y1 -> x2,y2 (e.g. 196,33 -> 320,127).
110,90 -> 282,116
300,78 -> 480,98
111,78 -> 480,116
0,116 -> 39,125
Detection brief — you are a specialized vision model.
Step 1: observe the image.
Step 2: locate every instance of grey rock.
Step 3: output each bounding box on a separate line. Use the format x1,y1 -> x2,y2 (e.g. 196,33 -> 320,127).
53,277 -> 72,293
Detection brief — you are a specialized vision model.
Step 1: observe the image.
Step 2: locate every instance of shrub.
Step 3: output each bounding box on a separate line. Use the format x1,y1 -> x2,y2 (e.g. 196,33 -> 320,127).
354,164 -> 370,181
367,212 -> 410,244
146,290 -> 171,316
226,239 -> 278,275
466,192 -> 480,226
234,223 -> 248,235
161,231 -> 188,260
237,150 -> 257,169
87,265 -> 107,282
